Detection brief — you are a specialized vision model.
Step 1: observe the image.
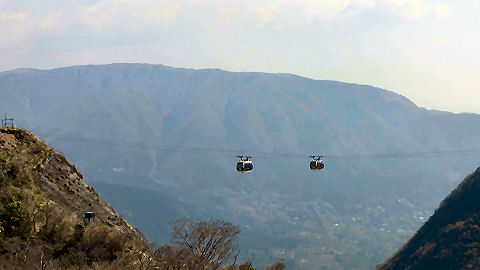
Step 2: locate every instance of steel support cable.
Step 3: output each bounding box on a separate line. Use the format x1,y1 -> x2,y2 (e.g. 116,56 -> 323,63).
43,134 -> 480,160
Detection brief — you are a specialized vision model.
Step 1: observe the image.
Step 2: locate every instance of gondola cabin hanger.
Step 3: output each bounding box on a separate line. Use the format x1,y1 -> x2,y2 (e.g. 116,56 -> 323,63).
236,155 -> 253,173
310,155 -> 324,171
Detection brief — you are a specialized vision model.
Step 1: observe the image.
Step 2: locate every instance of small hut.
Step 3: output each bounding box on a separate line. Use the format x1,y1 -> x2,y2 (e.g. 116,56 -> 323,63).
84,211 -> 96,224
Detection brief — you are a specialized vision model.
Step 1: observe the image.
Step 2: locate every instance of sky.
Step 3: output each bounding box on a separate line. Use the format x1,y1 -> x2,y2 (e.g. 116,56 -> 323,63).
0,0 -> 479,113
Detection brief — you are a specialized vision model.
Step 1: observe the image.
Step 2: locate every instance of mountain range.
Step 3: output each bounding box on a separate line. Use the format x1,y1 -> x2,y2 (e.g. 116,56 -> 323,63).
1,63 -> 480,269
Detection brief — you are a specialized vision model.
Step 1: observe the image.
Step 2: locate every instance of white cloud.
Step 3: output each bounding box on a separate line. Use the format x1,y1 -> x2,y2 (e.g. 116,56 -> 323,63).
253,1 -> 284,25
357,0 -> 377,9
0,10 -> 65,47
403,0 -> 429,19
76,3 -> 117,31
0,11 -> 30,43
0,0 -> 451,42
68,0 -> 370,33
295,0 -> 352,15
74,0 -> 207,32
382,0 -> 450,20
37,11 -> 63,33
433,3 -> 450,19
249,0 -> 377,26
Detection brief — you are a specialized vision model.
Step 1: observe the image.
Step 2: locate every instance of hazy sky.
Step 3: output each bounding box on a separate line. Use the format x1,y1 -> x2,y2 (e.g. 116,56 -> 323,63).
1,0 -> 479,113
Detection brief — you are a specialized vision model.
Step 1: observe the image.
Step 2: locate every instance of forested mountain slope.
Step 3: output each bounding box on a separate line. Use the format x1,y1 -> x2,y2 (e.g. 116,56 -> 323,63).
378,167 -> 480,269
1,64 -> 480,268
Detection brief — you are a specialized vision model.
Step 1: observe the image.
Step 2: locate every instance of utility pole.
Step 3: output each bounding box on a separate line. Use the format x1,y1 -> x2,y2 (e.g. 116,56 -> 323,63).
2,113 -> 14,128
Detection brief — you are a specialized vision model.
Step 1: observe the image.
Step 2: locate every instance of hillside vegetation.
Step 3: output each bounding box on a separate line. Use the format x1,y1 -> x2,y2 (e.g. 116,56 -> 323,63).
378,167 -> 480,269
0,127 -> 148,269
0,127 -> 284,270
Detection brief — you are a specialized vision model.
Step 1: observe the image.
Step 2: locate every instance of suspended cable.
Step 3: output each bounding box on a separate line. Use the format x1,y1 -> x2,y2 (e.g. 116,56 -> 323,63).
42,134 -> 480,160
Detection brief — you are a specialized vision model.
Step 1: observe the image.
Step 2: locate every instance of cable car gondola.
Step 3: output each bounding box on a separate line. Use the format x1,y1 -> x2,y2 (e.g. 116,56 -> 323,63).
236,155 -> 253,173
309,155 -> 324,171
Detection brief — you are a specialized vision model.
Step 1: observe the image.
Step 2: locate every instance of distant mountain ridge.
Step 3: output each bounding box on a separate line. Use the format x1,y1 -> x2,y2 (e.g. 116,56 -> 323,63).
1,63 -> 480,269
379,167 -> 480,269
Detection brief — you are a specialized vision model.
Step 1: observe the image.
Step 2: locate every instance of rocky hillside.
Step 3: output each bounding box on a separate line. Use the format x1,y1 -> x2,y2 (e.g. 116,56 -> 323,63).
0,127 -> 147,269
0,127 -> 139,234
378,167 -> 480,270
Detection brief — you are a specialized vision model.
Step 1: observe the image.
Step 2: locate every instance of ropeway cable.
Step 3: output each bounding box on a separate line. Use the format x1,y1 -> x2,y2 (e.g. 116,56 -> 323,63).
42,133 -> 480,160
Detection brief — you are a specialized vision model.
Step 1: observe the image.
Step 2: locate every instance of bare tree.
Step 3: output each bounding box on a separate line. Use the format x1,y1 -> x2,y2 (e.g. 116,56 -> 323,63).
131,241 -> 158,270
43,200 -> 53,231
238,256 -> 255,270
230,249 -> 240,267
40,247 -> 53,270
30,192 -> 48,233
265,261 -> 286,270
170,219 -> 240,266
